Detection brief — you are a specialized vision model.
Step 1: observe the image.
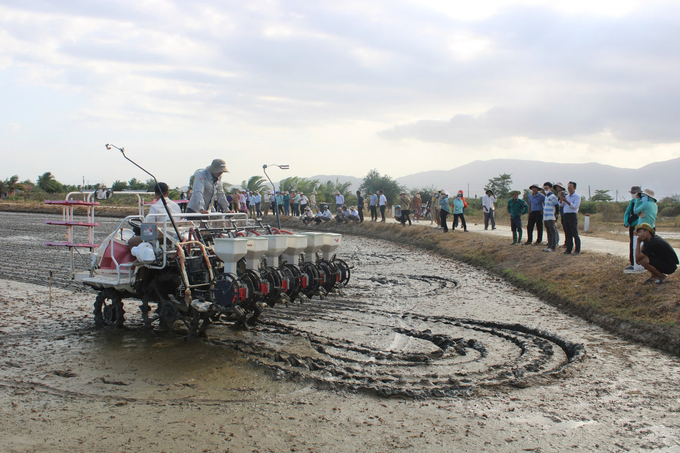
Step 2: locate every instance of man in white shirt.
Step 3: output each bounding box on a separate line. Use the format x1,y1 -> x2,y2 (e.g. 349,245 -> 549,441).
559,181 -> 581,255
378,190 -> 387,222
335,191 -> 345,213
129,182 -> 182,247
481,189 -> 497,230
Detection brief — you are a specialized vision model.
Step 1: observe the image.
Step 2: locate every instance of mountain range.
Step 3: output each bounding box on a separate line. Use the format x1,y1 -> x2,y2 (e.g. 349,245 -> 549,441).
309,157 -> 680,200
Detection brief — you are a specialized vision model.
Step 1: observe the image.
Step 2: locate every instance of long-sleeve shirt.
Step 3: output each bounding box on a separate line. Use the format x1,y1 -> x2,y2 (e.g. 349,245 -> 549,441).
623,198 -> 641,227
379,194 -> 387,206
634,198 -> 658,228
452,198 -> 464,214
439,196 -> 450,212
543,192 -> 559,221
335,194 -> 344,205
528,192 -> 545,212
561,192 -> 581,214
481,195 -> 496,212
186,168 -> 230,212
507,198 -> 529,218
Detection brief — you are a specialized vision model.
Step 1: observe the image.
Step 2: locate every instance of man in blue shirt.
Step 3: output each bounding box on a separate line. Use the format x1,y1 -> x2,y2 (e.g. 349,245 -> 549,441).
369,190 -> 378,222
559,181 -> 581,255
525,183 -> 545,245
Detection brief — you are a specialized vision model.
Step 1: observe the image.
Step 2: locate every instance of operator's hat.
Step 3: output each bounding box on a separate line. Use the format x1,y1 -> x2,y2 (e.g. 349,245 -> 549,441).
207,159 -> 229,173
635,223 -> 655,234
642,188 -> 656,200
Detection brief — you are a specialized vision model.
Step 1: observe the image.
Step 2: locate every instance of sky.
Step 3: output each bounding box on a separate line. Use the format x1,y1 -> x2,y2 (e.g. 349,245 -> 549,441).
2,0 -> 680,189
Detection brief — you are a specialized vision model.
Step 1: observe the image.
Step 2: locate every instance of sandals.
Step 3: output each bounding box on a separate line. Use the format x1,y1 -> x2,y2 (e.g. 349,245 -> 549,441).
642,278 -> 655,284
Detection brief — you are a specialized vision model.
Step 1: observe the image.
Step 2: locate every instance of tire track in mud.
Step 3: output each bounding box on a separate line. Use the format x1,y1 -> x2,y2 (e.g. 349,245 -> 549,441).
0,212 -> 585,402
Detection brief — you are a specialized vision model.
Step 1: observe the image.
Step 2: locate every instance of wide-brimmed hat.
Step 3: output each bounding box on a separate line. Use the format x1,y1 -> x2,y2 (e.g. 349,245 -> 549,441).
529,183 -> 540,190
456,193 -> 463,197
206,159 -> 228,173
485,189 -> 494,195
635,223 -> 655,234
509,190 -> 521,196
304,206 -> 311,211
642,188 -> 656,200
630,185 -> 642,194
553,182 -> 565,190
335,190 -> 340,194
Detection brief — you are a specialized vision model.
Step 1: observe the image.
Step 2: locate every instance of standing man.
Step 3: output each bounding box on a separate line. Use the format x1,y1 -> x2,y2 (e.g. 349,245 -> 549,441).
560,181 -> 581,255
300,192 -> 309,213
507,190 -> 529,245
482,189 -> 496,230
554,182 -> 567,247
254,191 -> 262,217
623,186 -> 645,273
309,191 -> 317,211
335,190 -> 345,213
378,190 -> 387,222
356,190 -> 364,223
187,159 -> 230,214
369,190 -> 378,221
542,182 -> 560,252
439,192 -> 451,233
634,223 -> 678,284
525,184 -> 545,245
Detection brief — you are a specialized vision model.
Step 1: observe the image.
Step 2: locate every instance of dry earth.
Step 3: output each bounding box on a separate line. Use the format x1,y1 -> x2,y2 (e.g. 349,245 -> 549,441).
0,212 -> 679,452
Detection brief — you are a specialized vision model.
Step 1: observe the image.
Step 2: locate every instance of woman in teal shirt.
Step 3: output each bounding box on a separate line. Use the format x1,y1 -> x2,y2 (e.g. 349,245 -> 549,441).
452,193 -> 468,232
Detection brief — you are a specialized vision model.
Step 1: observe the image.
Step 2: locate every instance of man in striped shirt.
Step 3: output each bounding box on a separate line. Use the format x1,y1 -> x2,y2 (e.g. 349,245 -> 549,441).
542,182 -> 560,252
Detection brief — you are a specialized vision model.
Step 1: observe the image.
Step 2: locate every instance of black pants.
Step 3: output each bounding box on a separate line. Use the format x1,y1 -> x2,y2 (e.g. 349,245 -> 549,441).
629,226 -> 635,266
255,202 -> 262,217
379,205 -> 386,221
453,213 -> 466,230
527,210 -> 543,243
441,210 -> 449,232
370,206 -> 377,221
544,219 -> 559,250
484,211 -> 495,229
563,213 -> 580,253
400,210 -> 411,226
358,207 -> 364,223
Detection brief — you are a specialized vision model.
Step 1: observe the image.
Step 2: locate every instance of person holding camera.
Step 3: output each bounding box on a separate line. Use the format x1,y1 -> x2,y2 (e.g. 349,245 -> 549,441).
559,181 -> 581,255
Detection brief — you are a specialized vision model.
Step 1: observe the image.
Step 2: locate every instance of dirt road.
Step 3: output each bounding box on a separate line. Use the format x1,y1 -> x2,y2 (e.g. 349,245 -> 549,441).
0,212 -> 679,452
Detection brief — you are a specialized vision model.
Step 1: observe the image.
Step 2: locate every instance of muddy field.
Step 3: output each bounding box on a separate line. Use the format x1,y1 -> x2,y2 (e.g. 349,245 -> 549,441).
0,212 -> 679,452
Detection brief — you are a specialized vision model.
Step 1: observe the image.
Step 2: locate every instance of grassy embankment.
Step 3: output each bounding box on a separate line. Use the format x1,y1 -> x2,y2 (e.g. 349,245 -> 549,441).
275,216 -> 680,357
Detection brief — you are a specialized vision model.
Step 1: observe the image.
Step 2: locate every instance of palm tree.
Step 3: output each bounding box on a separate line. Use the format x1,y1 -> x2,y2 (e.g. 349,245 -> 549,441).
241,176 -> 267,193
37,172 -> 63,193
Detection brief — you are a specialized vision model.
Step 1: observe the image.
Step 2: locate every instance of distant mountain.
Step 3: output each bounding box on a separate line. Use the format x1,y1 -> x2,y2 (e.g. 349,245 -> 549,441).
395,158 -> 680,200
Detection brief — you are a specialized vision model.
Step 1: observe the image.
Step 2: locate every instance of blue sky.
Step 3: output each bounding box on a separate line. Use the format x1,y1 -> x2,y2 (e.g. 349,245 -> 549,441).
2,0 -> 680,188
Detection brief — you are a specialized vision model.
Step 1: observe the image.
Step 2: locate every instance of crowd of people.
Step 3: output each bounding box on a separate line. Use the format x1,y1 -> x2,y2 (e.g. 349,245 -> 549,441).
174,159 -> 677,285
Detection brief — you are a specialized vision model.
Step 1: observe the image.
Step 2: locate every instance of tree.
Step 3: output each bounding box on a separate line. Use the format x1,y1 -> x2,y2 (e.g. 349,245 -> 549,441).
359,169 -> 404,207
111,180 -> 129,191
277,176 -> 320,196
591,189 -> 613,202
128,177 -> 147,190
241,176 -> 268,193
37,172 -> 63,193
484,173 -> 513,199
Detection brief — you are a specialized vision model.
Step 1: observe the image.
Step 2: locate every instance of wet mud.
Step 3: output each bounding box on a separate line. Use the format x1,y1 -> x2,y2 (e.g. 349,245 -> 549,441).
1,212 -> 679,452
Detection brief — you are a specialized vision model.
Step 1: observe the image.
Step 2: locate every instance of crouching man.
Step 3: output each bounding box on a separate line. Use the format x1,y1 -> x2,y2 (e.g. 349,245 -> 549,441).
634,223 -> 679,284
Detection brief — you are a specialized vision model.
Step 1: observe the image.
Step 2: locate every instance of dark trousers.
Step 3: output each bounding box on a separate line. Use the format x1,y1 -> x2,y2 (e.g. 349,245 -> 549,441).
400,210 -> 411,226
511,216 -> 522,233
358,206 -> 364,223
370,206 -> 377,221
255,202 -> 262,217
544,219 -> 559,250
453,213 -> 466,230
484,210 -> 495,229
379,205 -> 386,221
629,226 -> 635,266
527,210 -> 543,243
563,213 -> 580,253
441,210 -> 449,232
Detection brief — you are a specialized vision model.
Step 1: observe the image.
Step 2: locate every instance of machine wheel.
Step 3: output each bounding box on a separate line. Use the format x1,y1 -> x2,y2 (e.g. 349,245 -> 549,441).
94,289 -> 125,328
